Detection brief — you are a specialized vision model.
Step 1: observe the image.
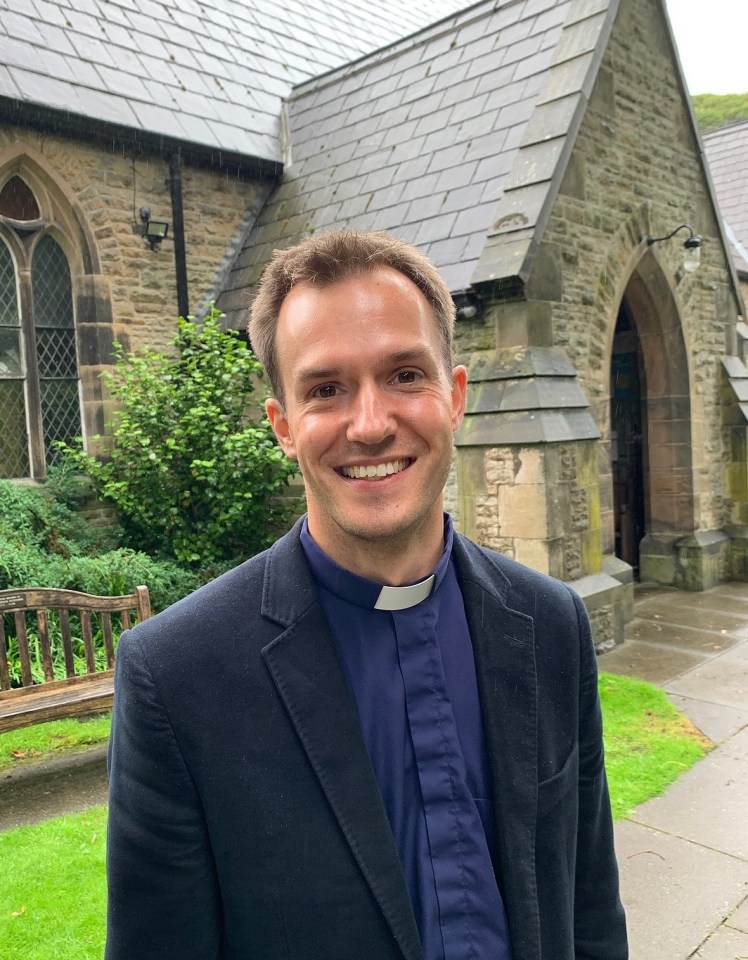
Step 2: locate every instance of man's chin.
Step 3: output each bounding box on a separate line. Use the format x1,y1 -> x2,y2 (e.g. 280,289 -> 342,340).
333,509 -> 434,548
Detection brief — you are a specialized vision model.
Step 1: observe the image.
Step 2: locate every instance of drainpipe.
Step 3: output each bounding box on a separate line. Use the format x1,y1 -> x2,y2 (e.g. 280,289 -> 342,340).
169,152 -> 189,319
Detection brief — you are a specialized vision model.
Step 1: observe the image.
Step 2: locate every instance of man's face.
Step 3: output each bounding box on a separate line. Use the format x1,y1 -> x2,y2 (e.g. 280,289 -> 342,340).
266,266 -> 467,565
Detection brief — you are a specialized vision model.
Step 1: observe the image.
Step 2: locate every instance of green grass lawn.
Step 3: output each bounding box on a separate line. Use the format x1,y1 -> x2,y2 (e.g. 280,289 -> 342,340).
0,806 -> 107,960
0,715 -> 112,772
0,672 -> 712,958
600,672 -> 712,819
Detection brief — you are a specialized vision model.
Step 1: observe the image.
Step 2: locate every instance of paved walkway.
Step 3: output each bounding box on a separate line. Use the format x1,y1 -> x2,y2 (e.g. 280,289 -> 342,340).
2,583 -> 747,957
599,582 -> 748,960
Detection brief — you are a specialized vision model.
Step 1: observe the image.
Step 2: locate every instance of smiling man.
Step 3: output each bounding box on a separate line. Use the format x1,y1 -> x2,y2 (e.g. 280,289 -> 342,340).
106,231 -> 628,960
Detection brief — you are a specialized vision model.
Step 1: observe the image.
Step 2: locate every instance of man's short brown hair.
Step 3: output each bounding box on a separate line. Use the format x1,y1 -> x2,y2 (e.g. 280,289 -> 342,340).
248,230 -> 456,401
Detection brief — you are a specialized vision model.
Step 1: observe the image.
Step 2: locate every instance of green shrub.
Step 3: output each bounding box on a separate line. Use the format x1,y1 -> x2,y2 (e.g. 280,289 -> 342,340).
0,543 -> 198,687
0,542 -> 197,613
0,475 -> 115,559
693,92 -> 748,131
60,308 -> 298,567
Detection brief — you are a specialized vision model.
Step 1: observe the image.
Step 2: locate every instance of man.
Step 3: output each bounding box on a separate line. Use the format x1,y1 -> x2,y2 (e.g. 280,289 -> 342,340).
106,230 -> 627,960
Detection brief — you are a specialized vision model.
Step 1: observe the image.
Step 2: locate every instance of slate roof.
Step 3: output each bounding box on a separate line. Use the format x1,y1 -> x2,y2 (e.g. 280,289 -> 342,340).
219,0 -> 621,326
703,120 -> 748,277
0,0 -> 467,163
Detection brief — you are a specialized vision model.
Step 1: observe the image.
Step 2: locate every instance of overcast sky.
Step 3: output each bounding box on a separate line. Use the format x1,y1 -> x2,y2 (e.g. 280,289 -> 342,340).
665,0 -> 747,95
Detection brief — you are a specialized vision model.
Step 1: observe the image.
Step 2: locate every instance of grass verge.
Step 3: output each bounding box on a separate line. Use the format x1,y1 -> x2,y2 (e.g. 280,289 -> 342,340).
600,671 -> 712,820
0,715 -> 111,772
0,673 -> 712,957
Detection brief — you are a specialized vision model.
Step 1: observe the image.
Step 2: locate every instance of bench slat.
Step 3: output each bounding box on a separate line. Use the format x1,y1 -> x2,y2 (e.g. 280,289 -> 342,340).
37,609 -> 55,683
0,588 -> 147,612
81,610 -> 96,675
15,611 -> 32,688
60,609 -> 75,679
0,672 -> 114,733
0,618 -> 9,691
102,611 -> 115,670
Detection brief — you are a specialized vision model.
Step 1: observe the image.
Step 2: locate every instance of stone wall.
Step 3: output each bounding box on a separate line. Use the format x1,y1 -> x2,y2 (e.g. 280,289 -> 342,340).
454,441 -> 600,582
451,0 -> 742,643
0,126 -> 269,356
0,126 -> 269,468
542,0 -> 740,545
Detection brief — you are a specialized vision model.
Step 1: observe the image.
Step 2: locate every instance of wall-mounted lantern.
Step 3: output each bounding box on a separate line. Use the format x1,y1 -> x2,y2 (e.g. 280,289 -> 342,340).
454,289 -> 484,323
647,223 -> 702,274
140,207 -> 170,252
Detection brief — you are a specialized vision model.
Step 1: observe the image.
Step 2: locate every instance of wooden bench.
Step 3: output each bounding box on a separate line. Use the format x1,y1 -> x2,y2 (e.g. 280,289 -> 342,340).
0,586 -> 151,733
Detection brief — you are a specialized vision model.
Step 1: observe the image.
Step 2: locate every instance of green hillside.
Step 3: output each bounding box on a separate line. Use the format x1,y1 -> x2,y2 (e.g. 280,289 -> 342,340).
692,93 -> 748,132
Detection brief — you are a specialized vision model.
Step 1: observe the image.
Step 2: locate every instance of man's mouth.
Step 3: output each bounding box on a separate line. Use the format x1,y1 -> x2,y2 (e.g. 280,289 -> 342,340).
340,459 -> 412,480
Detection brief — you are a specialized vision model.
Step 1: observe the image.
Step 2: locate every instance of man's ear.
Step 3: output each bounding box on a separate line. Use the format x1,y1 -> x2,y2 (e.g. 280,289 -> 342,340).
266,398 -> 298,460
450,365 -> 468,431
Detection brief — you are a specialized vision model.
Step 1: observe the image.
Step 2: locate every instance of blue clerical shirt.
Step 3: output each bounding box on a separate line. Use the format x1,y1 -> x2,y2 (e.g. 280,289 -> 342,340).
300,517 -> 512,960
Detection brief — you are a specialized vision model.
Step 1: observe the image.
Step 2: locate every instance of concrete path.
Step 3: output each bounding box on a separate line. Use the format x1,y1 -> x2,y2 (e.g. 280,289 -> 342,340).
599,583 -> 748,960
2,583 -> 748,958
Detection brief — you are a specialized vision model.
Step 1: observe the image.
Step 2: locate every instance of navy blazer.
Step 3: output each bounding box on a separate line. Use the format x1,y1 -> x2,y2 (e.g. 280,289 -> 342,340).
106,520 -> 627,960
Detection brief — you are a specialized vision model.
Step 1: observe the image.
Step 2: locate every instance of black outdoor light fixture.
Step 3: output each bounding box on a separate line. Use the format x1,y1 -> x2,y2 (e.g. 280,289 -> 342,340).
646,223 -> 702,274
140,207 -> 170,252
453,289 -> 484,322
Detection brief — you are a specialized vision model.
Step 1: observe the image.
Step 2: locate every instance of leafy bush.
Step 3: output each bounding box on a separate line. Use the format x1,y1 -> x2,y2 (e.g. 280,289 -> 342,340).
0,465 -> 201,690
692,92 -> 748,132
0,474 -> 115,559
0,541 -> 197,614
60,308 -> 298,567
0,479 -> 198,612
0,535 -> 198,688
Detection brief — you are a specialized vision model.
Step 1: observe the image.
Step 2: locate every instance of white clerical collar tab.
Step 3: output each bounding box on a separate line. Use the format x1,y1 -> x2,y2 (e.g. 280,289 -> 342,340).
374,575 -> 435,611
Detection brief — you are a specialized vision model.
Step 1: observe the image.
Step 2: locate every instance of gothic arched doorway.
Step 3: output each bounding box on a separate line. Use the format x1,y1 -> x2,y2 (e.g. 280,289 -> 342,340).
609,252 -> 695,582
611,301 -> 646,573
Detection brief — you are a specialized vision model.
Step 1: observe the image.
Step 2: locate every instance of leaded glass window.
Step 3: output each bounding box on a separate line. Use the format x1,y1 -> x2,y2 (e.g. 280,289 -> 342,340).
32,236 -> 81,468
0,174 -> 84,479
0,177 -> 40,222
0,239 -> 29,477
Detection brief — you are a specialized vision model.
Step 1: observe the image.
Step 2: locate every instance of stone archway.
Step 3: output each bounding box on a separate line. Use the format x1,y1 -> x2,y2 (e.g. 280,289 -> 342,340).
609,248 -> 696,583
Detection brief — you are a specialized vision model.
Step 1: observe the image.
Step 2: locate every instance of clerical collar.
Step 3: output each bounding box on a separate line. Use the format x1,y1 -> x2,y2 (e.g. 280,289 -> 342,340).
300,516 -> 454,611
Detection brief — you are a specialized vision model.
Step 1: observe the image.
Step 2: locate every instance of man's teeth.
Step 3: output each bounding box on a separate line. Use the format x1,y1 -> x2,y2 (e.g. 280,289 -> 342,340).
342,460 -> 409,479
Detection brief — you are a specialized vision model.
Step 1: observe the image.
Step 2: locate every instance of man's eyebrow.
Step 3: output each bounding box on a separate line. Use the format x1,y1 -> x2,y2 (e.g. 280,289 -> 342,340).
295,365 -> 341,385
294,348 -> 433,385
387,347 -> 431,365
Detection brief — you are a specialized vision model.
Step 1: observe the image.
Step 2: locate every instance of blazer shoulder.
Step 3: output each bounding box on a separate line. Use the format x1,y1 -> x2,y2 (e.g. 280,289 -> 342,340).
137,547 -> 270,636
454,532 -> 577,618
127,519 -> 312,654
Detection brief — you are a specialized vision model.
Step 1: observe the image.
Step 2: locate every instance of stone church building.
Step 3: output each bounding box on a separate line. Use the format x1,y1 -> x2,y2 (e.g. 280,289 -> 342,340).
1,0 -> 745,647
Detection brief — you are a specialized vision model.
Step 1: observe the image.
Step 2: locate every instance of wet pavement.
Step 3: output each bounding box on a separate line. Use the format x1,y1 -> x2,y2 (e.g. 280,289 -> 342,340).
1,584 -> 747,958
0,744 -> 108,832
599,583 -> 748,960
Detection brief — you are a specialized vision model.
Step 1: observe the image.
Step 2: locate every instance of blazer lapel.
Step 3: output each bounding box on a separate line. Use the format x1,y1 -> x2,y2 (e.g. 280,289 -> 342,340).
259,524 -> 423,960
453,536 -> 541,960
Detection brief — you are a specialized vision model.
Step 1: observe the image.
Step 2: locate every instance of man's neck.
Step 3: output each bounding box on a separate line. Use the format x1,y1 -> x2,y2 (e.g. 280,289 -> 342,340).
307,515 -> 446,586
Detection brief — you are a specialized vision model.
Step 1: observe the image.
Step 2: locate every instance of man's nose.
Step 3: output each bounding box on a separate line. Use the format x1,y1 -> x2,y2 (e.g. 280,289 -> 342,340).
346,383 -> 396,445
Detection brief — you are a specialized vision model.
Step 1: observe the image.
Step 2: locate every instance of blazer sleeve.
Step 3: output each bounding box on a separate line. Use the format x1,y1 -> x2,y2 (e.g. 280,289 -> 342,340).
569,589 -> 628,960
105,628 -> 222,960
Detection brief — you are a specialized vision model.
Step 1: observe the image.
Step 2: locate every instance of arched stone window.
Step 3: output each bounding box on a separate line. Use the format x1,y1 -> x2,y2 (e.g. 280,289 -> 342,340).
0,173 -> 86,479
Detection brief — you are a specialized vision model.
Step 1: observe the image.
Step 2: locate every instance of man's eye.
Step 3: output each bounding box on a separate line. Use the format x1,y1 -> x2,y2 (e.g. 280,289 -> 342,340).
312,384 -> 338,399
395,370 -> 419,384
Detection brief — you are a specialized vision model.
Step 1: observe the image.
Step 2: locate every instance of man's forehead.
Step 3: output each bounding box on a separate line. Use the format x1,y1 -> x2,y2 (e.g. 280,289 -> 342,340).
284,263 -> 424,303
